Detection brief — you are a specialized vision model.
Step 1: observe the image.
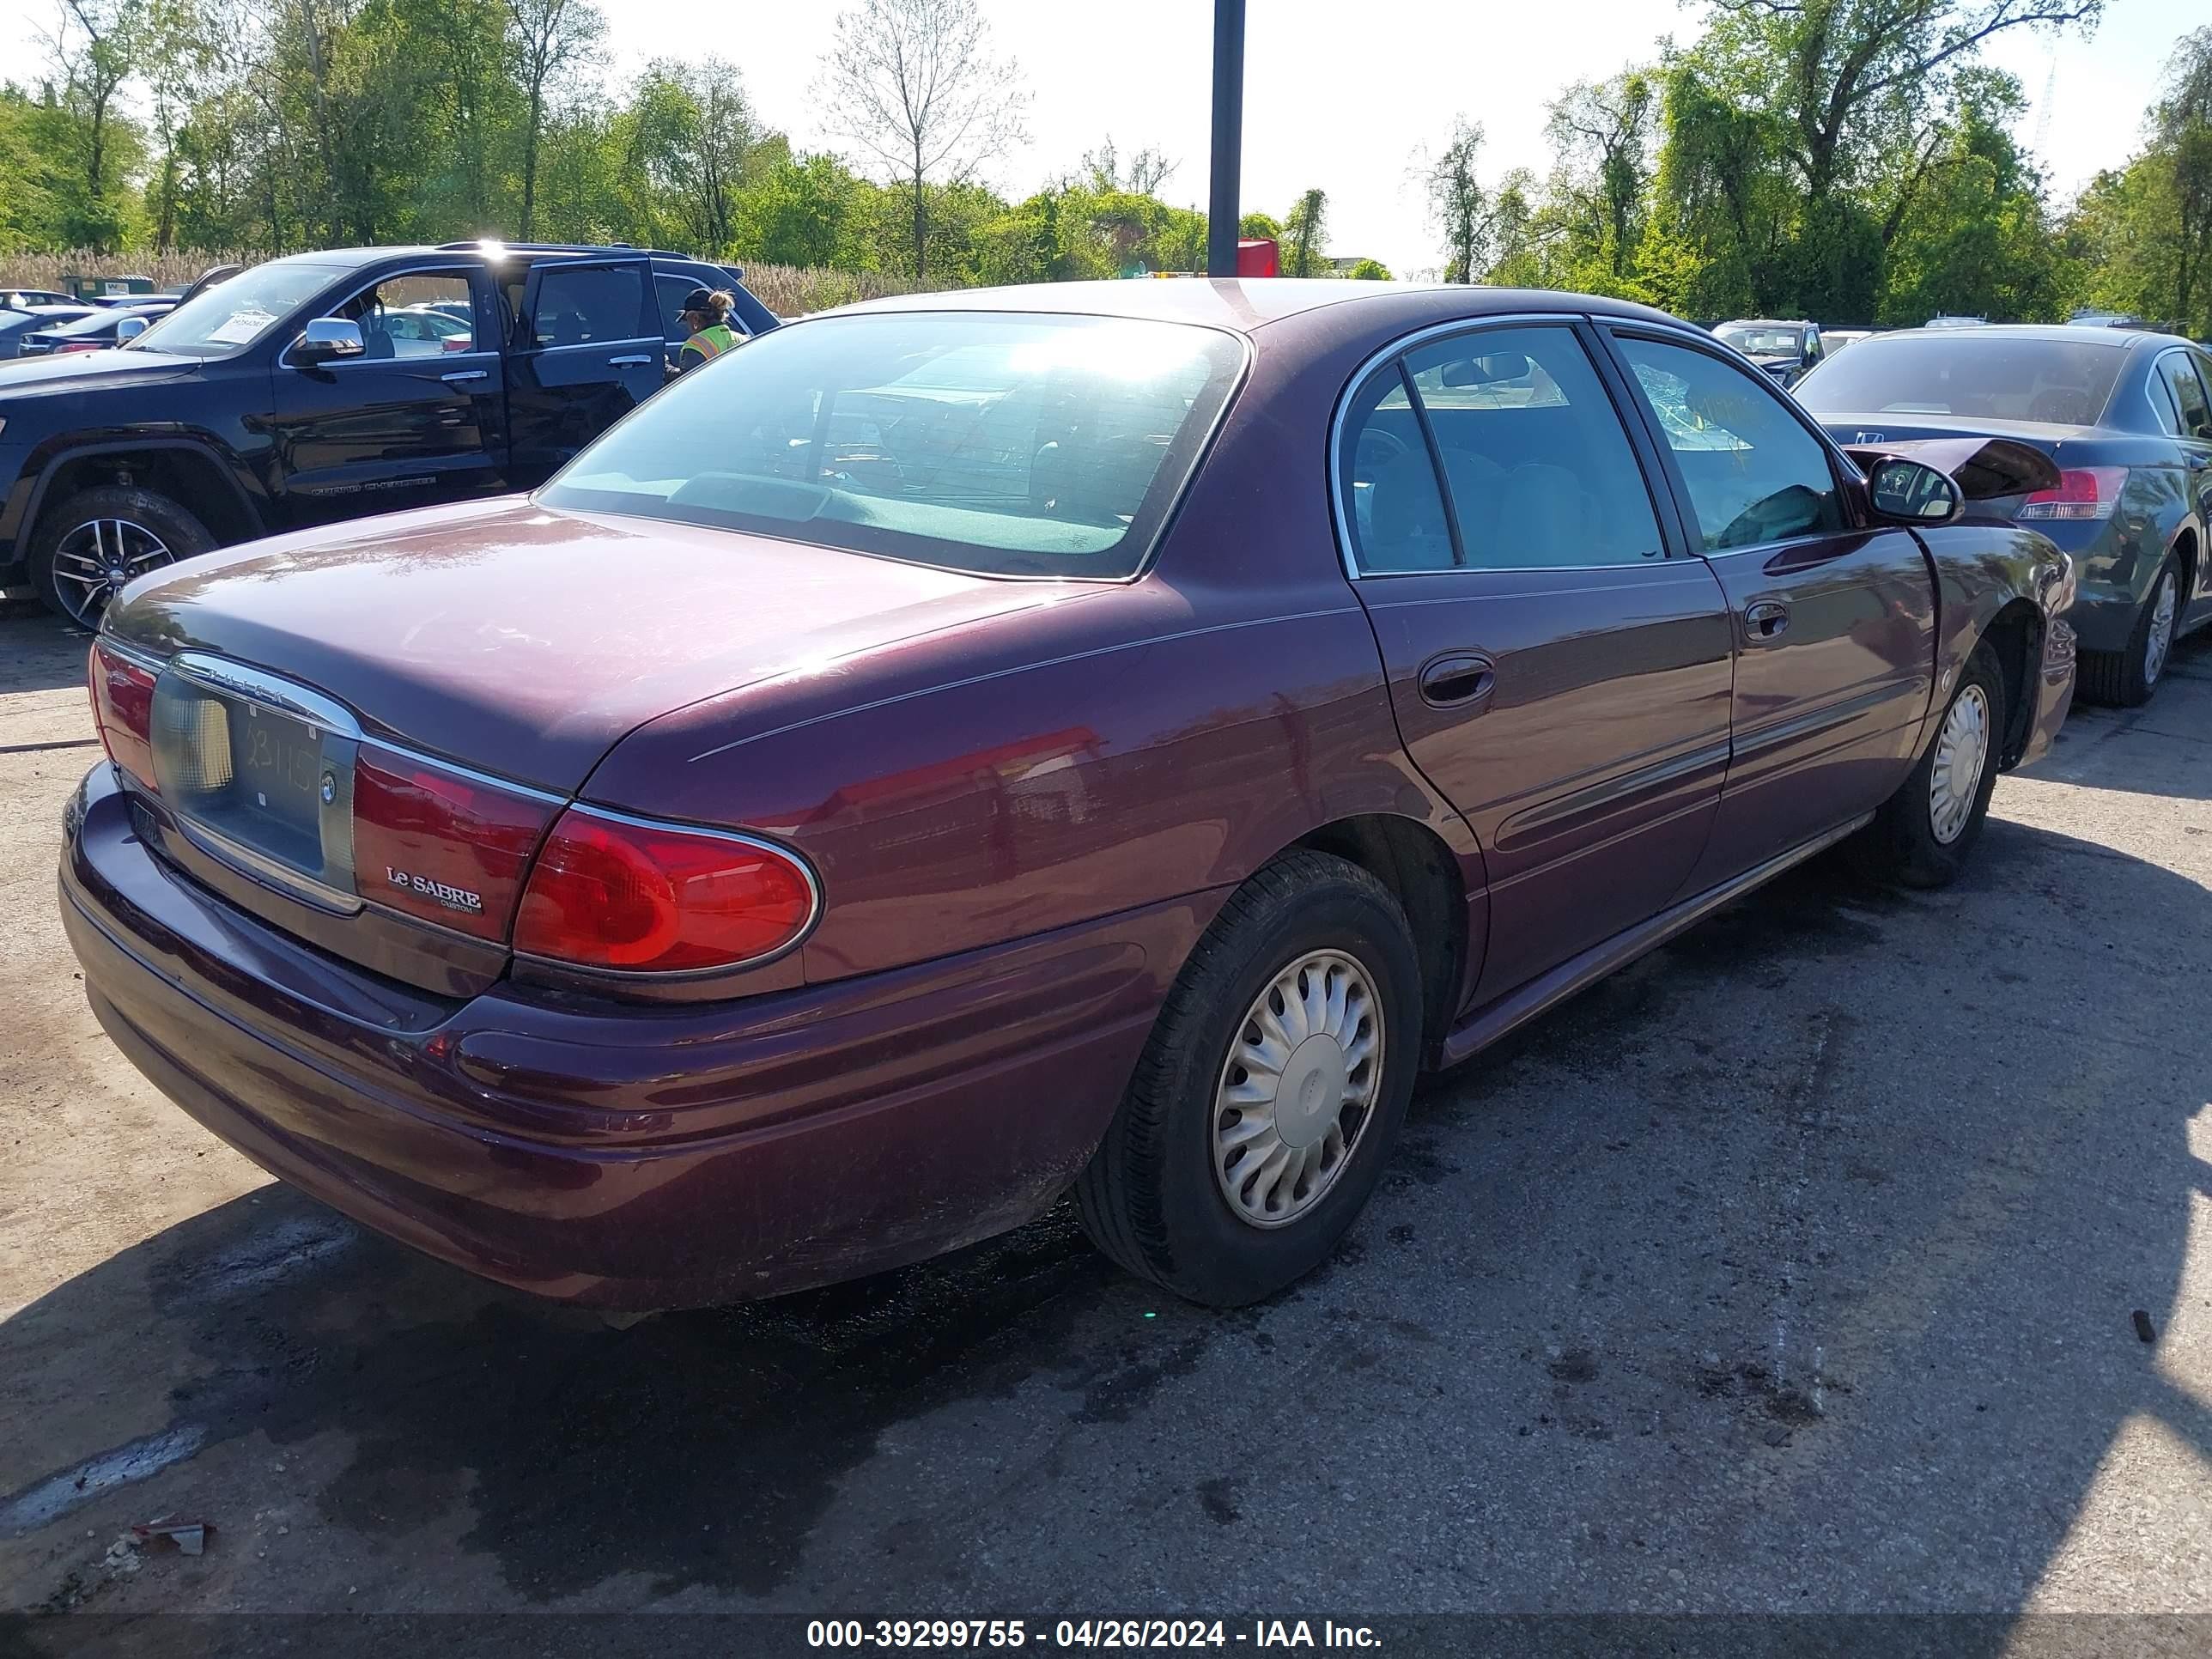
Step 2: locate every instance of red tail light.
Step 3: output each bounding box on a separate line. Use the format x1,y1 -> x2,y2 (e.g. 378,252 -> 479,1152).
2019,466 -> 2125,520
441,336 -> 472,352
513,808 -> 817,974
56,342 -> 100,355
88,641 -> 159,791
350,747 -> 559,941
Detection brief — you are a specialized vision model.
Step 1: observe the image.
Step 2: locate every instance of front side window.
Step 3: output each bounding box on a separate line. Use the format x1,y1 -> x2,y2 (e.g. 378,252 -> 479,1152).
541,310 -> 1245,580
330,272 -> 474,360
2158,353 -> 2212,441
125,259 -> 345,361
530,265 -> 647,349
1617,336 -> 1844,551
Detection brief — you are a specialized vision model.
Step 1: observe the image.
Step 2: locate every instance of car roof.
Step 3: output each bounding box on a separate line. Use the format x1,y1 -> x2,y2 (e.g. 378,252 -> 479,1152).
830,279 -> 1685,337
1866,323 -> 2172,350
1719,318 -> 1811,328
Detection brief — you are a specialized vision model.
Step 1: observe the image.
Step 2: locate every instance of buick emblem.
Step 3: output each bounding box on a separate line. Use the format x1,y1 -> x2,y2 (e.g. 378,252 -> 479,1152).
319,770 -> 337,804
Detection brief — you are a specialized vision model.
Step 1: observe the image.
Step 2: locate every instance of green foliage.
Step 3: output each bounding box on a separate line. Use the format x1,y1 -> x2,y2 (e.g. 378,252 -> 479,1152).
1345,258 -> 1391,281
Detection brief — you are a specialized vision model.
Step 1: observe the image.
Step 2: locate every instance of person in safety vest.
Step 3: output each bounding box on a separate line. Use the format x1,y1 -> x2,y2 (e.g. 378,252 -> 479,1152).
674,286 -> 740,374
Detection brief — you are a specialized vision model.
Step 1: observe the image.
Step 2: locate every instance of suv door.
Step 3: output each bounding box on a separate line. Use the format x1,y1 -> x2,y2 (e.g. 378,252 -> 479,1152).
1338,320 -> 1734,1005
505,257 -> 661,483
1605,326 -> 1937,887
264,265 -> 507,531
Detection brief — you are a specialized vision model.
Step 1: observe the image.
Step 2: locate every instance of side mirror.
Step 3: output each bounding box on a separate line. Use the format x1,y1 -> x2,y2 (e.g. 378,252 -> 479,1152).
113,315 -> 149,343
1868,458 -> 1962,526
291,317 -> 364,363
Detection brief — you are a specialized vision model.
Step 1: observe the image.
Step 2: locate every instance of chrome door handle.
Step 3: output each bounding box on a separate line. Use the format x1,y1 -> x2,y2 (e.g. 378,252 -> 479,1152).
607,354 -> 653,367
441,369 -> 488,383
1744,600 -> 1790,642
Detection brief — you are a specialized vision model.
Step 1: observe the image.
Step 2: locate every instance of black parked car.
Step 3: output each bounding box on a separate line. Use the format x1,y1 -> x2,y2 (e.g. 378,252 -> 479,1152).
0,242 -> 777,624
0,305 -> 96,360
16,303 -> 173,358
1798,325 -> 2212,705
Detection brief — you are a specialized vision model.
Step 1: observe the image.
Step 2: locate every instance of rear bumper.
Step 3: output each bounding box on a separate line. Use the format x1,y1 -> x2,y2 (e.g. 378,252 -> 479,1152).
61,763 -> 1211,1308
2017,615 -> 2075,770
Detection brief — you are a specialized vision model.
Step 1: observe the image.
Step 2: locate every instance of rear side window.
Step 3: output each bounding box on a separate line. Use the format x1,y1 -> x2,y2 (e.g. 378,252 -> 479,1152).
1616,336 -> 1844,551
542,310 -> 1245,580
531,265 -> 647,348
2158,353 -> 2212,441
1340,326 -> 1665,573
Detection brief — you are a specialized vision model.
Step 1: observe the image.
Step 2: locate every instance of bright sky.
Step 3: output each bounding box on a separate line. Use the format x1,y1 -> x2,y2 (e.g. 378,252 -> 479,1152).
1,0 -> 2196,277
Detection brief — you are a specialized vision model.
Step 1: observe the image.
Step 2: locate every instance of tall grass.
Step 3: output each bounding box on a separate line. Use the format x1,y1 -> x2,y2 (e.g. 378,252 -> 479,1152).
0,250 -> 923,317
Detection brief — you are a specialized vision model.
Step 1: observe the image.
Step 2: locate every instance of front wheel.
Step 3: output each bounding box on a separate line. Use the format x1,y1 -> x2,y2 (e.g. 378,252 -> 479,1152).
30,485 -> 214,629
1853,640 -> 2007,890
1075,850 -> 1424,1308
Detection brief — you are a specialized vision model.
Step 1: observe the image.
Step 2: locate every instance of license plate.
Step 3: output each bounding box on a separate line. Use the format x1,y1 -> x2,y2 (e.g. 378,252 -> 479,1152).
228,702 -> 325,846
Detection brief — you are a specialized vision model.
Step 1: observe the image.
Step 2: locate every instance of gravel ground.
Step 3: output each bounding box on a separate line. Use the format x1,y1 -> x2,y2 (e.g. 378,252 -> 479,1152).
1,599 -> 2208,1650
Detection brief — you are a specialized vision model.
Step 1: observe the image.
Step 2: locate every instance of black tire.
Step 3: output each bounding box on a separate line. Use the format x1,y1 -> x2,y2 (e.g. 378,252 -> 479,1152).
2076,554 -> 2179,708
30,485 -> 215,629
1074,849 -> 1424,1307
1853,641 -> 2008,890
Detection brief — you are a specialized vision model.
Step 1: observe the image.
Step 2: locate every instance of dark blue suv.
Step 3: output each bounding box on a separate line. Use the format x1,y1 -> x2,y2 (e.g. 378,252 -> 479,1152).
0,241 -> 778,624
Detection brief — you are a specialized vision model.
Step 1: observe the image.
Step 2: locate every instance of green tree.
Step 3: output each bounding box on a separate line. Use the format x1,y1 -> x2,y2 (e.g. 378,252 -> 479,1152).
1345,257 -> 1391,281
817,0 -> 1029,282
1281,187 -> 1328,276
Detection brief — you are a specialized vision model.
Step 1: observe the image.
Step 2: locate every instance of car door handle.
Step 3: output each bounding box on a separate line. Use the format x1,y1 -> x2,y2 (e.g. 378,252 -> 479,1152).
441,368 -> 488,383
606,354 -> 654,367
1418,653 -> 1496,709
1744,600 -> 1790,642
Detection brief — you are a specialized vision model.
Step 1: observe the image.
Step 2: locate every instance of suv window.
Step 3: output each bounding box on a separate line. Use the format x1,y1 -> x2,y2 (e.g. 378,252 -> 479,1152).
1617,335 -> 1844,551
531,264 -> 647,349
2158,352 -> 2212,441
331,272 -> 474,361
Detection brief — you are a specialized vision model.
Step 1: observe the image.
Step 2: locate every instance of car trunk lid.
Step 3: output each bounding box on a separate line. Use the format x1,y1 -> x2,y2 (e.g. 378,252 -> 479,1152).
101,498 -> 1064,988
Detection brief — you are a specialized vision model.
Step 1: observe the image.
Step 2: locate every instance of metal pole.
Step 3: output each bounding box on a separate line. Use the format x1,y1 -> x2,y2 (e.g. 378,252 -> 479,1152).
1206,0 -> 1245,277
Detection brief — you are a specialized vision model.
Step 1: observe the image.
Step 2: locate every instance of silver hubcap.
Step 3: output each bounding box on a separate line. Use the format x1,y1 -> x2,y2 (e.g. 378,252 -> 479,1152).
49,518 -> 175,627
1928,683 -> 1990,845
1212,949 -> 1383,1229
2144,572 -> 2177,688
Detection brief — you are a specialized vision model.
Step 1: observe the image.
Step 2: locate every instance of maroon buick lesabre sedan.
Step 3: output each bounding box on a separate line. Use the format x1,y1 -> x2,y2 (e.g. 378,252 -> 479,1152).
62,281 -> 2077,1310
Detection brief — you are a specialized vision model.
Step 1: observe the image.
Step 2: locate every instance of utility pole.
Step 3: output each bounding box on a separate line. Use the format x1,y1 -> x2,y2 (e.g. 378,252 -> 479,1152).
1206,0 -> 1245,277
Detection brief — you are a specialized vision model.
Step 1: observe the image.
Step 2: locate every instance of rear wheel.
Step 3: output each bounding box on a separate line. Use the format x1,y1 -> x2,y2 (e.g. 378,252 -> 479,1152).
30,485 -> 214,629
1075,850 -> 1424,1308
1854,641 -> 2007,890
2077,556 -> 2178,708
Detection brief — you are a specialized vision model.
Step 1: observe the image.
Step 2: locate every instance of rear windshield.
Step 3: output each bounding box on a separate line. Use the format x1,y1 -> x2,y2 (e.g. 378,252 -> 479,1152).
1717,325 -> 1805,358
540,309 -> 1247,580
125,260 -> 343,360
1796,333 -> 2127,427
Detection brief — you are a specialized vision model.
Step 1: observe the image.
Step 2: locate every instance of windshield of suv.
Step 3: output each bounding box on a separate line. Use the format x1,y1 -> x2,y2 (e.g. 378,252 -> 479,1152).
541,309 -> 1247,580
1717,325 -> 1806,359
125,260 -> 344,360
1796,333 -> 2127,427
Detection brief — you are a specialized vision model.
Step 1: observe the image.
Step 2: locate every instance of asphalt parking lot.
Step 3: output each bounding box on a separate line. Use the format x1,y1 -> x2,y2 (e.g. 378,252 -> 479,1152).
1,598 -> 2209,1644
